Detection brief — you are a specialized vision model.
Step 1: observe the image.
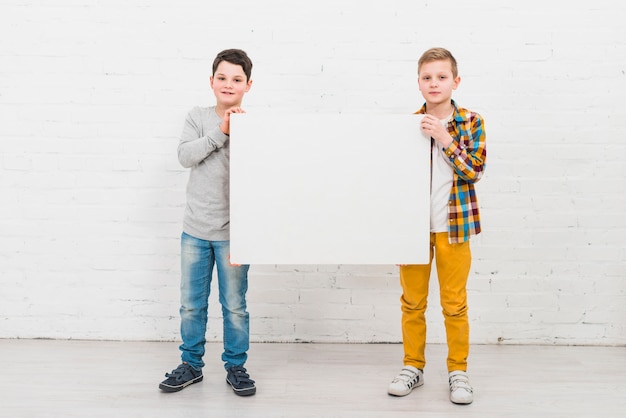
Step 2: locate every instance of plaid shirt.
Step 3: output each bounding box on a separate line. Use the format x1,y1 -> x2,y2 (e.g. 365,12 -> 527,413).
415,100 -> 487,243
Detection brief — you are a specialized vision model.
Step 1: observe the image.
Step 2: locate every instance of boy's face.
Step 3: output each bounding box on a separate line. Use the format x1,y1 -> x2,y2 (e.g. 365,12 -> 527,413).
418,59 -> 460,106
210,61 -> 252,108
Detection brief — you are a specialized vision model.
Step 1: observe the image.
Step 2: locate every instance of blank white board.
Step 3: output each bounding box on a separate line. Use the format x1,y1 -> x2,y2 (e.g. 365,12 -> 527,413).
230,113 -> 430,265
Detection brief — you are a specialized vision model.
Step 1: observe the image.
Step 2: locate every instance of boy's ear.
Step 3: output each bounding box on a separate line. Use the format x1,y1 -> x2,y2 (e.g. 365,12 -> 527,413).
453,76 -> 461,90
209,75 -> 214,87
245,79 -> 253,92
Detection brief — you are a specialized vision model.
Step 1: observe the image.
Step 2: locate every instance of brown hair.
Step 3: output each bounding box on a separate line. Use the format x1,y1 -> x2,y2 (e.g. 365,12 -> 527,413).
212,49 -> 253,81
418,47 -> 458,78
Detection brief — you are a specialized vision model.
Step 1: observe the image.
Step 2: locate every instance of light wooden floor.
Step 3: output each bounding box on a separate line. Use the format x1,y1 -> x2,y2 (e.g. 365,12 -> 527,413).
1,339 -> 625,418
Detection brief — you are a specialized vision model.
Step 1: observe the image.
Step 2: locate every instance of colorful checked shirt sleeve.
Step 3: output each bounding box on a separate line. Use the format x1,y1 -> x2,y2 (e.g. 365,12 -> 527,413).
416,100 -> 487,243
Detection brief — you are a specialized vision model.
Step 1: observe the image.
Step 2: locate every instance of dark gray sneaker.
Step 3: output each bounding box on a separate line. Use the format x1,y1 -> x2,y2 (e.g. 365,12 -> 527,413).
159,362 -> 203,392
226,365 -> 256,396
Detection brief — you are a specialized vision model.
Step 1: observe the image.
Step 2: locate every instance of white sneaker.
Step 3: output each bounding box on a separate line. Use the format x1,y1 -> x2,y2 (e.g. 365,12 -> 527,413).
387,366 -> 424,396
449,370 -> 473,404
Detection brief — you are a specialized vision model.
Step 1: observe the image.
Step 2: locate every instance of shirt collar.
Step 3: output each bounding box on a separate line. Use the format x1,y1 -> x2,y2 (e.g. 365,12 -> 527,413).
414,100 -> 467,123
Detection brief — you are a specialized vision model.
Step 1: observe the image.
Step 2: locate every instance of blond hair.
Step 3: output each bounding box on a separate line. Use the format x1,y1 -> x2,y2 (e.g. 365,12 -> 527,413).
418,47 -> 458,78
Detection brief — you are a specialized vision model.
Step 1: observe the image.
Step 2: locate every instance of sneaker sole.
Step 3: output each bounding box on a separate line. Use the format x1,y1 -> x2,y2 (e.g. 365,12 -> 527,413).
387,379 -> 424,397
451,398 -> 473,405
159,375 -> 203,392
226,379 -> 256,396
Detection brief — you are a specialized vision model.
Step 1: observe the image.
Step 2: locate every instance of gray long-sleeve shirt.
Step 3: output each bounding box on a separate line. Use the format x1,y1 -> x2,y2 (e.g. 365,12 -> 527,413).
178,106 -> 231,241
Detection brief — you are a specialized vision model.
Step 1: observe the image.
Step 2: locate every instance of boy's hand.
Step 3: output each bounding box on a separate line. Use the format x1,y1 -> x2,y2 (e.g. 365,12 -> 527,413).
228,253 -> 241,267
421,114 -> 453,148
220,107 -> 246,135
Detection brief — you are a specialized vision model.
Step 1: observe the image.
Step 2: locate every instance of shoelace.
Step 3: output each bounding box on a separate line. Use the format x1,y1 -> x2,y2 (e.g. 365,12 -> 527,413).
449,374 -> 472,393
229,366 -> 255,384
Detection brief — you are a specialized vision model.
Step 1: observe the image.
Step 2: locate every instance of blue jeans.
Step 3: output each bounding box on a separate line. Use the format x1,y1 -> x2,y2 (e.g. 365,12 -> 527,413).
179,232 -> 250,370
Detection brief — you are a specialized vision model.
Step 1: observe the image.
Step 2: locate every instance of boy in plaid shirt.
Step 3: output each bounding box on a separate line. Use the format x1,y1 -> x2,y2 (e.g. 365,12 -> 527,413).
387,47 -> 486,405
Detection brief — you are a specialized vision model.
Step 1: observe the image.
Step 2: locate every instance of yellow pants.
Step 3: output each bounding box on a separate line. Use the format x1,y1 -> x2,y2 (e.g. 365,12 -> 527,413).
400,232 -> 471,372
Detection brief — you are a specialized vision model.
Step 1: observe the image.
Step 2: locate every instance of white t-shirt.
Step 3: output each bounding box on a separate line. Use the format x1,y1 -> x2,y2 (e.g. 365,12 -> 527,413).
430,113 -> 454,232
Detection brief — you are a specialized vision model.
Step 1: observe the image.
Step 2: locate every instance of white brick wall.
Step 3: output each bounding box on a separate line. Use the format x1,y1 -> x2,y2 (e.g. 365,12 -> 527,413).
1,0 -> 625,345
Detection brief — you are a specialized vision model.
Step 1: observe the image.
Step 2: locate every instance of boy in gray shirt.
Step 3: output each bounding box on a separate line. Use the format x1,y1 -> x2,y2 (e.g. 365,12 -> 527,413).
159,49 -> 255,396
